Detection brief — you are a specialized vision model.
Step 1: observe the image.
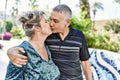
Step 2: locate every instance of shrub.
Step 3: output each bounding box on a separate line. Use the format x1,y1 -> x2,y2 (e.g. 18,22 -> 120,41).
5,21 -> 13,32
71,16 -> 120,52
10,26 -> 25,39
71,16 -> 92,32
2,32 -> 12,40
104,21 -> 120,33
84,32 -> 120,52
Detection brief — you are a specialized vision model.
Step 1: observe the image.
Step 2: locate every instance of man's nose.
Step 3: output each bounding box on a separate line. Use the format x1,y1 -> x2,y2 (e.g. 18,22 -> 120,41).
49,21 -> 53,27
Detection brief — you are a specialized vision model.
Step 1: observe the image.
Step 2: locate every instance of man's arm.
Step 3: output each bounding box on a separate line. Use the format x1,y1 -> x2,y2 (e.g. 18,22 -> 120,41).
7,47 -> 28,67
81,60 -> 92,80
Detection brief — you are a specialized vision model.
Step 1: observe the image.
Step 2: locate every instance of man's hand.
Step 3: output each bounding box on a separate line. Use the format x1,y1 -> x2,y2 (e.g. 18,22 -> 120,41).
7,47 -> 28,67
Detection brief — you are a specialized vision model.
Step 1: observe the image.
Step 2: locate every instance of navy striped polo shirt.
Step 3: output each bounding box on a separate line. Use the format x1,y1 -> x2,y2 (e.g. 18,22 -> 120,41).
46,26 -> 90,80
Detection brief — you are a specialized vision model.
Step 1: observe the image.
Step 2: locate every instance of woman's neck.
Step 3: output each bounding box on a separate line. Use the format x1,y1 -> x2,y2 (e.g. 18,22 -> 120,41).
29,34 -> 47,47
29,34 -> 49,62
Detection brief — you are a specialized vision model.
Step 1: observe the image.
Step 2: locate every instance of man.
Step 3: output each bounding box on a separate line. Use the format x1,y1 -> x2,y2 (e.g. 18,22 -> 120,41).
7,4 -> 92,80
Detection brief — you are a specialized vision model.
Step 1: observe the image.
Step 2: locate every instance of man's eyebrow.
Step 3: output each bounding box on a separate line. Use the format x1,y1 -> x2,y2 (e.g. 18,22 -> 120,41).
50,17 -> 58,20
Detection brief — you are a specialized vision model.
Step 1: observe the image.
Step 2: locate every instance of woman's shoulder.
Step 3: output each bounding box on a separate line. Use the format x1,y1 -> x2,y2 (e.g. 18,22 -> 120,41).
19,41 -> 29,47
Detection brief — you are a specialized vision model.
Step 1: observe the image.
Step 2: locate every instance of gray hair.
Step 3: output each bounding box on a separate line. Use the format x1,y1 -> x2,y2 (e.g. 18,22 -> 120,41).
18,10 -> 46,37
53,4 -> 72,20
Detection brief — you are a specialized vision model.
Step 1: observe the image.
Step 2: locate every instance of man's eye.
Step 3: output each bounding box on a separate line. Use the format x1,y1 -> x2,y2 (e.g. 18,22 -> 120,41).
54,20 -> 59,23
49,18 -> 59,23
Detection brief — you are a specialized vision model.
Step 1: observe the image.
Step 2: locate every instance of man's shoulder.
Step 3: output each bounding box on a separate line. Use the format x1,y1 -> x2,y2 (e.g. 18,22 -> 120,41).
47,33 -> 57,39
71,27 -> 84,37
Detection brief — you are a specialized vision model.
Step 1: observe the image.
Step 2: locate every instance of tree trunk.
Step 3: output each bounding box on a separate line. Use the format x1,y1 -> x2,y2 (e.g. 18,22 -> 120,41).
3,0 -> 8,33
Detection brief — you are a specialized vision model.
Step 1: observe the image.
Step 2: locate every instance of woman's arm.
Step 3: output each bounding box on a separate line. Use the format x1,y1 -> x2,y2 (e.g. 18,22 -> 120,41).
5,61 -> 26,80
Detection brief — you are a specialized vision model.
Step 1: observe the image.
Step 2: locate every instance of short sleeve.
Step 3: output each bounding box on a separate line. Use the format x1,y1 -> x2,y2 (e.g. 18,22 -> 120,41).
79,32 -> 90,61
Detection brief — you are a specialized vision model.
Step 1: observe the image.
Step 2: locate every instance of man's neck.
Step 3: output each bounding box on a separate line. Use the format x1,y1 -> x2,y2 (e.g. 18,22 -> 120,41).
59,27 -> 70,41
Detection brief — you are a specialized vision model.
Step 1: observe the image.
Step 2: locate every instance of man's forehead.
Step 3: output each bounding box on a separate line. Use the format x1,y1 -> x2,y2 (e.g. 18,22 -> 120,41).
50,11 -> 63,19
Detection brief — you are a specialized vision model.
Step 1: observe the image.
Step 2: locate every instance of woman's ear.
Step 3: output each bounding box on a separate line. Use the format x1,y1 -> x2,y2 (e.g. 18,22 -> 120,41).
34,26 -> 41,32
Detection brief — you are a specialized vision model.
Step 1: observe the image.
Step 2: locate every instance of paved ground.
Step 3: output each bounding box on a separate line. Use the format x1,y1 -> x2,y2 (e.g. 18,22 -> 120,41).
0,39 -> 24,80
0,39 -> 120,80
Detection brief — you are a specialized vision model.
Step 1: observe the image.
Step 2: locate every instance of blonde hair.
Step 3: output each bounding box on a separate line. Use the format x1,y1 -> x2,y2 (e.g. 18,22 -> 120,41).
18,10 -> 46,37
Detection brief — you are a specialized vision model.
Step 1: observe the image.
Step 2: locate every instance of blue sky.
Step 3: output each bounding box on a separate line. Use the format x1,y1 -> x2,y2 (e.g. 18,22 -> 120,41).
0,0 -> 120,20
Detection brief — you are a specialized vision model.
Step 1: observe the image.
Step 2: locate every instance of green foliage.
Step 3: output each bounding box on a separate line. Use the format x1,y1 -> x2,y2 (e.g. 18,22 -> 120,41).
5,21 -> 13,32
28,0 -> 39,10
10,26 -> 25,39
80,0 -> 91,19
71,16 -> 120,52
104,21 -> 120,33
84,32 -> 120,52
71,16 -> 92,32
93,2 -> 104,10
114,0 -> 120,4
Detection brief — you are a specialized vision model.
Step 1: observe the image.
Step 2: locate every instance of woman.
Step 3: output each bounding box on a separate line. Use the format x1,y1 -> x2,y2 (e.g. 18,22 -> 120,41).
5,10 -> 60,80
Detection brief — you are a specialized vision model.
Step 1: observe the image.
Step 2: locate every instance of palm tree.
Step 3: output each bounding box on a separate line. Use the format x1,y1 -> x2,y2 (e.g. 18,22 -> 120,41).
114,0 -> 120,19
28,0 -> 39,10
114,0 -> 120,4
59,0 -> 61,4
10,0 -> 20,16
91,2 -> 104,29
15,0 -> 20,15
112,0 -> 120,33
79,0 -> 91,19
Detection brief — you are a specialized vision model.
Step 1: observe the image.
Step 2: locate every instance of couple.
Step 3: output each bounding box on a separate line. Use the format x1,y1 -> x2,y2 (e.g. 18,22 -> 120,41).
6,4 -> 92,80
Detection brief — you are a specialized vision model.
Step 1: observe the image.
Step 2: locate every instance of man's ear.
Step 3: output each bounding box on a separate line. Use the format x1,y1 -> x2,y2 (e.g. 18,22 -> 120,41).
66,19 -> 71,27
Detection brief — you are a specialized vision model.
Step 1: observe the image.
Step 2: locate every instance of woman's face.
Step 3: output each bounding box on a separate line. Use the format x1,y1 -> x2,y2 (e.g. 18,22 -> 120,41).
39,17 -> 52,36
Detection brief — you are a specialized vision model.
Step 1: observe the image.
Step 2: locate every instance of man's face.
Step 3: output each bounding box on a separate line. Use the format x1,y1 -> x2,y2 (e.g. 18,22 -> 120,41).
49,11 -> 68,33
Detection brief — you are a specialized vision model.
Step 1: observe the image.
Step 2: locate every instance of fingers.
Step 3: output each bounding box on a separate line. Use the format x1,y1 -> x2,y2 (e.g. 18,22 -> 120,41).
13,63 -> 22,67
16,47 -> 25,53
12,60 -> 27,67
17,53 -> 28,64
18,53 -> 27,60
11,53 -> 28,67
7,46 -> 28,67
13,62 -> 24,67
12,57 -> 28,67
